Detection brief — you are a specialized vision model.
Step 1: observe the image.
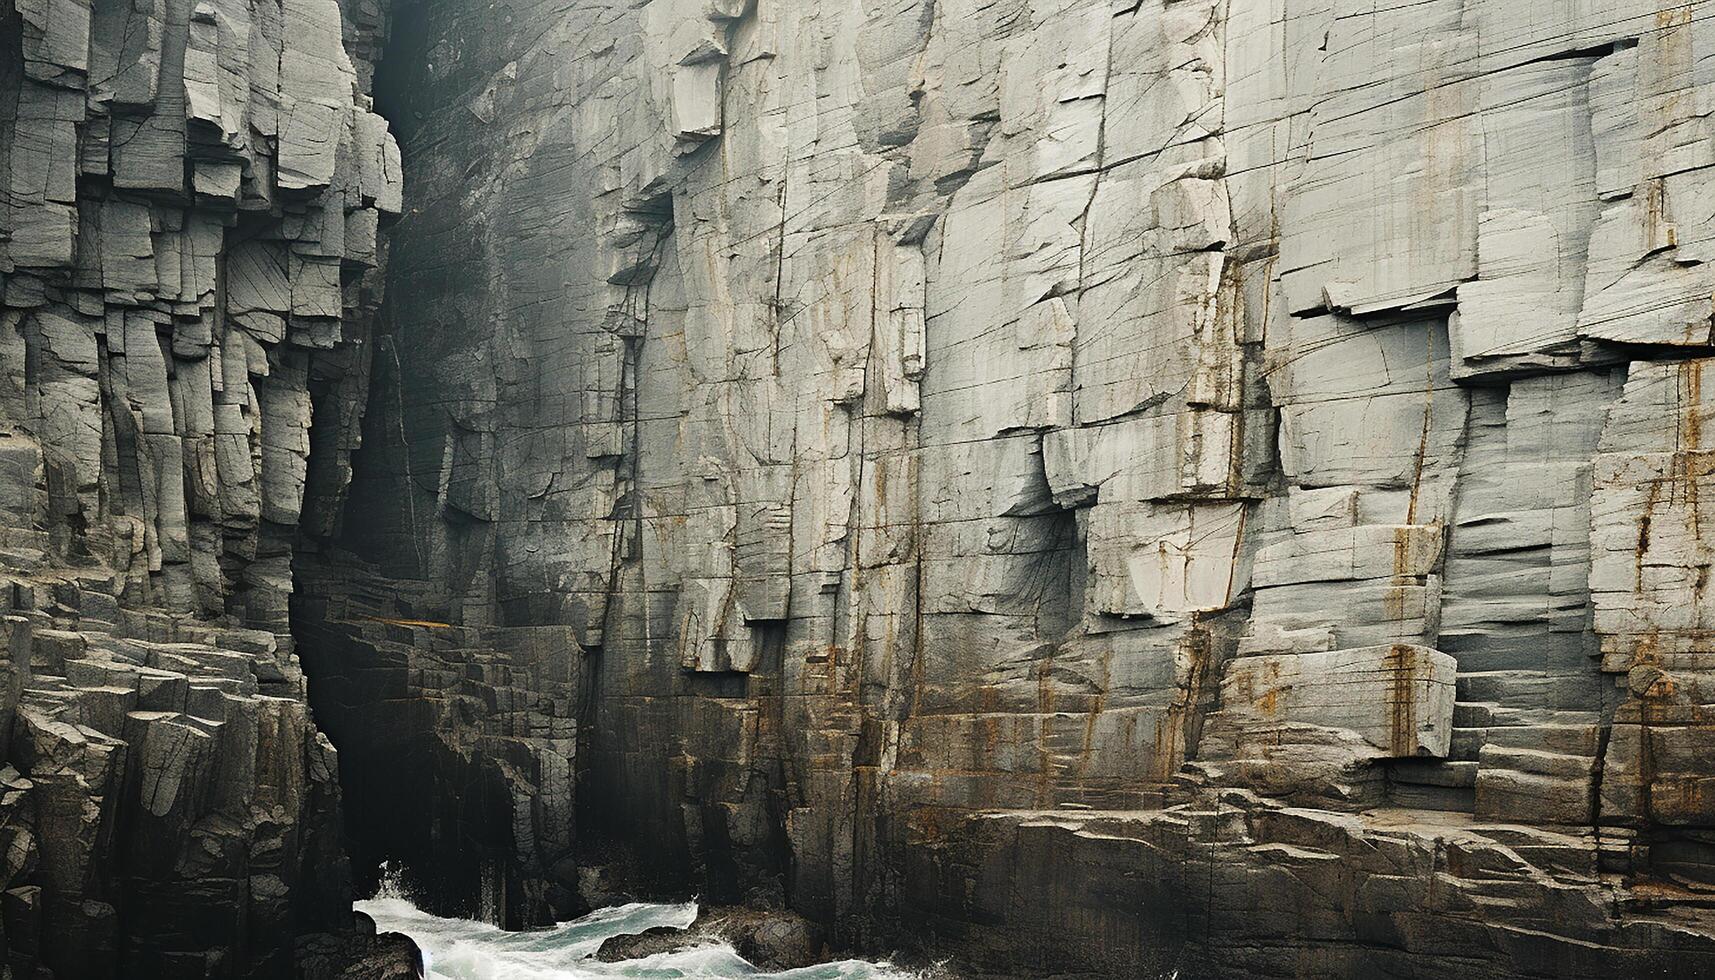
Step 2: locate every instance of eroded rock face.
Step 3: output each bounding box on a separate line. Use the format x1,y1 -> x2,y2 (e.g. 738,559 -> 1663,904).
304,0 -> 1715,975
9,0 -> 1709,975
0,0 -> 400,973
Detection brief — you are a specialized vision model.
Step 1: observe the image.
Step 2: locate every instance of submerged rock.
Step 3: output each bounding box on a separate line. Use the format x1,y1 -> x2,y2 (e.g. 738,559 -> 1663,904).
595,924 -> 703,964
297,917 -> 424,980
596,906 -> 828,971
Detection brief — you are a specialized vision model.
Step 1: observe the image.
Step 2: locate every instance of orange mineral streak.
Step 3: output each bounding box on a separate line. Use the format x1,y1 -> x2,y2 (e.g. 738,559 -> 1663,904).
360,615 -> 454,629
1386,644 -> 1419,758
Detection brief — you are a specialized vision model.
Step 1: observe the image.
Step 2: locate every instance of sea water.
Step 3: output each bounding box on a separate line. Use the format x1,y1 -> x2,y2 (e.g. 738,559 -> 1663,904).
356,893 -> 918,980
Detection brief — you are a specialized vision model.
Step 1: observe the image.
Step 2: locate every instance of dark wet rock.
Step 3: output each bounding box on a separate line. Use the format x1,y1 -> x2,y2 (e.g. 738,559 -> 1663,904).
595,924 -> 704,964
573,854 -> 642,912
291,559 -> 586,928
297,921 -> 423,980
595,905 -> 827,970
723,908 -> 829,971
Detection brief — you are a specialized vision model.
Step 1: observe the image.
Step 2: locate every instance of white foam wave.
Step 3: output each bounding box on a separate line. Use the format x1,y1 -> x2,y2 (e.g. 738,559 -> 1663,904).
355,891 -> 916,979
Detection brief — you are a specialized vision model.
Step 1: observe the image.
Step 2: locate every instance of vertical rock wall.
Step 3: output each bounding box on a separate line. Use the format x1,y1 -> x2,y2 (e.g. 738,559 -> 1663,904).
300,0 -> 1715,976
0,0 -> 400,974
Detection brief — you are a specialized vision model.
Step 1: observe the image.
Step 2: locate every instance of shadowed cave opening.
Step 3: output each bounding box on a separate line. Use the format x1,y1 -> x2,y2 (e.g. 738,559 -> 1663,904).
284,0 -> 575,931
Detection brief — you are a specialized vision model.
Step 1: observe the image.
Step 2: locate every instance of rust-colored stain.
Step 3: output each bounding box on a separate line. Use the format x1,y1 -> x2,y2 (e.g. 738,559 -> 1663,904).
1677,361 -> 1704,539
1386,644 -> 1419,757
1403,322 -> 1435,528
1036,654 -> 1055,808
1387,526 -> 1415,622
362,615 -> 454,629
1659,4 -> 1692,29
979,713 -> 1001,767
1644,180 -> 1672,256
1255,657 -> 1283,718
1156,622 -> 1214,781
1077,646 -> 1112,779
1151,714 -> 1174,782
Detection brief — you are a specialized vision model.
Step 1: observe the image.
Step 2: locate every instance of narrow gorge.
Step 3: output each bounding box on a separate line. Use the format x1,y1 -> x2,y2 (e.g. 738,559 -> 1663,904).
4,0 -> 1715,977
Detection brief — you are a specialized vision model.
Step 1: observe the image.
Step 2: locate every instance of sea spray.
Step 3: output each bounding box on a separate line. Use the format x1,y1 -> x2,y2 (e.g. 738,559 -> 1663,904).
356,884 -> 917,979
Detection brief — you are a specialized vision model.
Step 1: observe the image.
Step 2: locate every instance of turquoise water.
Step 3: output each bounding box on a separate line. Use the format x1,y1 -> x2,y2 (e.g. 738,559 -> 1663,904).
355,894 -> 917,979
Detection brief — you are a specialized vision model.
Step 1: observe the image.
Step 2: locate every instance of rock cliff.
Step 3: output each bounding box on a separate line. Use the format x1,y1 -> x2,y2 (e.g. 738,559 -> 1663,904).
0,0 -> 400,973
9,0 -> 1715,977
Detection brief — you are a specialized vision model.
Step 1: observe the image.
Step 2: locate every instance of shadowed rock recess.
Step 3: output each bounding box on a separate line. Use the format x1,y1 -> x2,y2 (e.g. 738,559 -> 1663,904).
7,0 -> 1715,977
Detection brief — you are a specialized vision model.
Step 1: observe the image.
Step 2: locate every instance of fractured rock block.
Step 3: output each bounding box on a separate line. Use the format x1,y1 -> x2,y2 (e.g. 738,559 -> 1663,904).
16,0 -> 92,85
668,62 -> 723,141
1085,501 -> 1245,621
1218,645 -> 1458,759
1277,0 -> 1479,315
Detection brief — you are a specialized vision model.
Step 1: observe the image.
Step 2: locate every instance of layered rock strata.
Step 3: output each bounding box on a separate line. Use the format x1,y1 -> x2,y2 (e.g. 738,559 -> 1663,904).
309,0 -> 1715,976
0,0 -> 400,973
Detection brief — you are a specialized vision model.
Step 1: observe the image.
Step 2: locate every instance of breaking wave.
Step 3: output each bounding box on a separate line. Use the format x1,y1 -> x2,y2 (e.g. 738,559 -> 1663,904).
357,880 -> 915,979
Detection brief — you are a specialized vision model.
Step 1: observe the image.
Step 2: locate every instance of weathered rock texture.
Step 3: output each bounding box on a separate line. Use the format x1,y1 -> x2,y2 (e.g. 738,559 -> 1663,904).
14,0 -> 1715,976
303,0 -> 1715,976
0,0 -> 401,974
